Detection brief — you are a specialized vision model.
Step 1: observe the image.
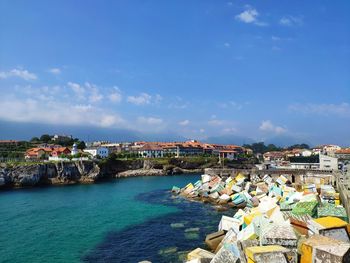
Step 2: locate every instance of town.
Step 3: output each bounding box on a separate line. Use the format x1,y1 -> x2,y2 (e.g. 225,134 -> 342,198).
1,134 -> 349,173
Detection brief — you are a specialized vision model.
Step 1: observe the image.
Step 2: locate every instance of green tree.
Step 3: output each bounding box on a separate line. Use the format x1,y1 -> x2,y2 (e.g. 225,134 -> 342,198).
77,141 -> 86,149
266,144 -> 281,152
40,134 -> 52,143
107,152 -> 117,161
30,137 -> 40,142
287,143 -> 310,150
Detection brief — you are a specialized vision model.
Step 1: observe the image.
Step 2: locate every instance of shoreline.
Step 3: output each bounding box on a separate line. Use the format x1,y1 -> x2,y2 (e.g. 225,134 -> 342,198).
0,161 -> 204,190
0,157 -> 255,190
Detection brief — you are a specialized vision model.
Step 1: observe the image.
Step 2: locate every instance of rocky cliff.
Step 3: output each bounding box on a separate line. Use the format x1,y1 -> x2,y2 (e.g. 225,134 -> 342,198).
0,158 -> 208,189
0,161 -> 101,188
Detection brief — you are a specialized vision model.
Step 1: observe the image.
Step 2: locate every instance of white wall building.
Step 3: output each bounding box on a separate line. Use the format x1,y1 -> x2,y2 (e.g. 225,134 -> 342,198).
312,147 -> 322,155
138,144 -> 163,158
289,162 -> 320,170
323,145 -> 342,155
319,154 -> 338,171
71,143 -> 79,155
301,149 -> 312,157
83,147 -> 109,158
219,150 -> 238,161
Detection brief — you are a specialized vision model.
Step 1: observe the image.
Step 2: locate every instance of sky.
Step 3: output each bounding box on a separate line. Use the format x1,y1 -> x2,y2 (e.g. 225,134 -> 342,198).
0,0 -> 349,146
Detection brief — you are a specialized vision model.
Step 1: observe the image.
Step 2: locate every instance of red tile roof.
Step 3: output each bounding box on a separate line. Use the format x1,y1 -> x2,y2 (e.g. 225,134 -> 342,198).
0,140 -> 19,143
140,144 -> 163,151
335,149 -> 350,154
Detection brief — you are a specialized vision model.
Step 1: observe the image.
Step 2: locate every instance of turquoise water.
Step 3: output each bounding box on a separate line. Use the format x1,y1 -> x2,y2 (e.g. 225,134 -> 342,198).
1,174 -> 228,263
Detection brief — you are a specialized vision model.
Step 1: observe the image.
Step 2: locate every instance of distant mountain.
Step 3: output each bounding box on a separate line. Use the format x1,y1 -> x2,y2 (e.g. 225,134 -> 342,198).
264,135 -> 313,148
0,120 -> 140,142
0,120 -> 315,147
0,120 -> 187,143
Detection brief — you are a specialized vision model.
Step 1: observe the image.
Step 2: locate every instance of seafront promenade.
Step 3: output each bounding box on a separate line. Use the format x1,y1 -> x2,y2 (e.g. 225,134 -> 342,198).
173,167 -> 350,262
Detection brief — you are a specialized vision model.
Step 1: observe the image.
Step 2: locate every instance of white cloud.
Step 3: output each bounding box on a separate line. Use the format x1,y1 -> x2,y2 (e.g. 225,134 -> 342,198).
168,96 -> 189,109
74,104 -> 93,112
137,116 -> 163,125
48,68 -> 61,75
0,93 -> 125,128
289,103 -> 350,117
219,101 -> 244,110
155,94 -> 163,103
259,120 -> 287,134
127,93 -> 162,105
208,119 -> 224,126
222,127 -> 237,134
236,7 -> 258,23
67,82 -> 103,102
67,82 -> 85,99
85,82 -> 103,103
109,87 -> 122,103
279,16 -> 303,26
235,6 -> 268,26
0,68 -> 37,81
127,93 -> 152,105
179,120 -> 190,126
99,115 -> 123,127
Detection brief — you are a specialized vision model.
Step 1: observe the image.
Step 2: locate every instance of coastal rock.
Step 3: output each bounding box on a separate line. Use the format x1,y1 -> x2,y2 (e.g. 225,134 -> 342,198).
0,161 -> 103,188
99,159 -> 144,176
77,161 -> 101,180
11,164 -> 47,186
56,162 -> 80,181
0,157 -> 205,189
0,168 -> 12,186
116,169 -> 166,178
172,167 -> 184,174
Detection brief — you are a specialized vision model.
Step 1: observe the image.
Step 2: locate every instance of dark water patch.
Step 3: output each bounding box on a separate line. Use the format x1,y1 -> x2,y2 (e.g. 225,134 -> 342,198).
82,189 -> 234,263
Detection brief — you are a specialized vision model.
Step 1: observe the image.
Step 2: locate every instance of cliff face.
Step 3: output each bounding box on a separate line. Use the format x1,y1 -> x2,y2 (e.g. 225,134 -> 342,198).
0,158 -> 212,189
0,161 -> 101,188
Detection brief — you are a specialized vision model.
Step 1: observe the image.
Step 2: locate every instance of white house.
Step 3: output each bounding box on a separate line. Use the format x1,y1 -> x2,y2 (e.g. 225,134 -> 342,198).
83,147 -> 109,158
312,147 -> 322,155
138,144 -> 163,158
301,149 -> 312,157
71,143 -> 79,155
219,150 -> 238,161
52,134 -> 72,142
323,145 -> 342,155
319,154 -> 338,171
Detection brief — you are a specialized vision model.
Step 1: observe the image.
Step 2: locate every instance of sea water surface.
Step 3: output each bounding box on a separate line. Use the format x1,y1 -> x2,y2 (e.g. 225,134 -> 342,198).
0,174 -> 231,263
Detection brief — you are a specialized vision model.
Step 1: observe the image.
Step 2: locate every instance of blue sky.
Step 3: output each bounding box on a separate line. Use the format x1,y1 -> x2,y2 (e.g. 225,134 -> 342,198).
0,0 -> 349,145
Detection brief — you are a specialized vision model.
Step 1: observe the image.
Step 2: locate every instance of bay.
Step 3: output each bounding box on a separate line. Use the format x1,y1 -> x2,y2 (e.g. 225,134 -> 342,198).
0,174 -> 231,263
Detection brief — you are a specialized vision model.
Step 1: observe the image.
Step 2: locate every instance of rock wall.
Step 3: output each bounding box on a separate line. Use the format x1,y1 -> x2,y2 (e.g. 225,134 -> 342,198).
0,161 -> 101,188
0,158 -> 208,189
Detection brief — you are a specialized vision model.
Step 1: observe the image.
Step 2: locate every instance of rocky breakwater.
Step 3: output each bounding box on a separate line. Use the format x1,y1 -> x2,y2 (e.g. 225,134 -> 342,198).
0,161 -> 101,188
114,159 -> 204,178
173,172 -> 350,263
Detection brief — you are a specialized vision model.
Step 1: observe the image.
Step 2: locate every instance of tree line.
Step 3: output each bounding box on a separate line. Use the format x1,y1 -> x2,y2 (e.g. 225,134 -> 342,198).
243,142 -> 310,154
30,134 -> 86,149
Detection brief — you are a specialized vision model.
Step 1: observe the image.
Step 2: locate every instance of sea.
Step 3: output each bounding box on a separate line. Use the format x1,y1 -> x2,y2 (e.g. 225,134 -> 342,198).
0,174 -> 232,263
